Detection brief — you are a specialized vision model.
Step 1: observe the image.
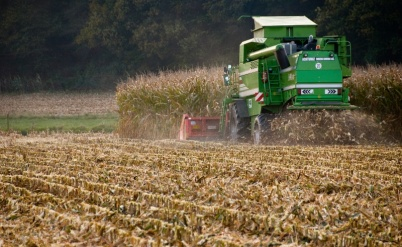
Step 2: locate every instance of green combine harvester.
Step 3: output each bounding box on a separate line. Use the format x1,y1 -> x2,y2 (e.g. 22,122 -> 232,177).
179,16 -> 356,144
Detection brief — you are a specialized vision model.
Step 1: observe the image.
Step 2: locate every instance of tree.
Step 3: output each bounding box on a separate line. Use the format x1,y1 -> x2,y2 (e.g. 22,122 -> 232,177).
0,0 -> 95,90
316,0 -> 401,64
1,0 -> 400,92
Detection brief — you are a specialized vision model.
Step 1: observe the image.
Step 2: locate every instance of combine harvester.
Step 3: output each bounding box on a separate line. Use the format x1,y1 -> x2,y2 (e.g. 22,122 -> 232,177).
179,16 -> 356,144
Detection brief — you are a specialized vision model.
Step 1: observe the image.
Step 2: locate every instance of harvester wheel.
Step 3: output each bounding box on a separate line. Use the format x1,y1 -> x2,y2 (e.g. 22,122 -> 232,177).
228,104 -> 250,142
253,114 -> 275,145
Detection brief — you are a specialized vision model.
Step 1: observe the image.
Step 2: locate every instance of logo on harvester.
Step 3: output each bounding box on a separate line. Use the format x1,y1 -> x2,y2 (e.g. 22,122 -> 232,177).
315,63 -> 322,69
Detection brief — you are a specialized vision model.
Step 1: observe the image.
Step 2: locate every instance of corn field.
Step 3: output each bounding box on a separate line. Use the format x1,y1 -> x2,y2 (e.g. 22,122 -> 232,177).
116,64 -> 402,142
116,67 -> 226,139
1,133 -> 401,246
344,64 -> 402,140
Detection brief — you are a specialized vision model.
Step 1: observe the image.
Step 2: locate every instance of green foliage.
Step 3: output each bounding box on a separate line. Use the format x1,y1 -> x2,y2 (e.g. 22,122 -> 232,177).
316,0 -> 401,64
0,0 -> 401,92
0,1 -> 60,56
76,0 -> 133,55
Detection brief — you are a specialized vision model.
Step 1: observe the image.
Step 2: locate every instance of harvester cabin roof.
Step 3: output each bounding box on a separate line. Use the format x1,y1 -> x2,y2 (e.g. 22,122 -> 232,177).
251,16 -> 317,39
252,16 -> 317,29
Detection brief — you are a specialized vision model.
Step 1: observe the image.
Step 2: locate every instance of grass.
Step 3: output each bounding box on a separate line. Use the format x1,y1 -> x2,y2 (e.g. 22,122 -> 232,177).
0,91 -> 118,134
0,114 -> 118,134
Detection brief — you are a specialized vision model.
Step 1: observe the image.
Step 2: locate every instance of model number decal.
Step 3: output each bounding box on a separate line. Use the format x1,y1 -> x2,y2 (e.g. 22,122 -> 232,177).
302,57 -> 335,61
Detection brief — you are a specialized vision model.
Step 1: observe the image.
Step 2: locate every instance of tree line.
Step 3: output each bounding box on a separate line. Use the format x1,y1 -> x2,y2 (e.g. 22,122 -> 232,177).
0,0 -> 400,92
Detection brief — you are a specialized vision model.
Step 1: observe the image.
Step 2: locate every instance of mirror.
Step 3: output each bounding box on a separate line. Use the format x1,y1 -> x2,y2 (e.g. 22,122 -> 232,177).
224,65 -> 232,73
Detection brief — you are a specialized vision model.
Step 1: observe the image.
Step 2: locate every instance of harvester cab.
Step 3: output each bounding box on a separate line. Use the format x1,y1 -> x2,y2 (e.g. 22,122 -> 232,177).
179,16 -> 356,143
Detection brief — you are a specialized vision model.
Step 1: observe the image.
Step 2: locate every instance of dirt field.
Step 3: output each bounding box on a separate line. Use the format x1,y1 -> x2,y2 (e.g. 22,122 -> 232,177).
0,92 -> 118,116
0,133 -> 401,246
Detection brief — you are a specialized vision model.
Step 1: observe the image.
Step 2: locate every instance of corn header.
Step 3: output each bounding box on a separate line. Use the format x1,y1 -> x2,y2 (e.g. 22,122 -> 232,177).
179,16 -> 356,143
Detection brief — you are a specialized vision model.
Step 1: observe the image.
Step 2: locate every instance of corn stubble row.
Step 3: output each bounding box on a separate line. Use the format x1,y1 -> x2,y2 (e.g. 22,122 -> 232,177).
0,134 -> 401,246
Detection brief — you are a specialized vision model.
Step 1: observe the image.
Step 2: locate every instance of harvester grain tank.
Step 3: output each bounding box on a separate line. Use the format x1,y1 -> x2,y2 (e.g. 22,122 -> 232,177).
179,16 -> 356,143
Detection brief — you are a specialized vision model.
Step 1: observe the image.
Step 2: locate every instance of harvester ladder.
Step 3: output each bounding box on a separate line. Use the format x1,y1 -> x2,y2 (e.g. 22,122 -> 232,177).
267,66 -> 282,104
338,41 -> 352,68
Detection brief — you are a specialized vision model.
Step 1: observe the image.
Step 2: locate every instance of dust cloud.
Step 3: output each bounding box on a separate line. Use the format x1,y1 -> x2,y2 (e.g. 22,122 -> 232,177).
265,110 -> 394,145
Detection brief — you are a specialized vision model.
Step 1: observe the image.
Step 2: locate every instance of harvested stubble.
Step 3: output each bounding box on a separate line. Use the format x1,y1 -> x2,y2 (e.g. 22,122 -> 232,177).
269,109 -> 390,145
0,92 -> 117,117
0,133 -> 401,246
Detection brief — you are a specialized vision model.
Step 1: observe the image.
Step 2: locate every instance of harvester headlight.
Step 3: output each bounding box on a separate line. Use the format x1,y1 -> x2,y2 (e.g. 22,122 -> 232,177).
303,53 -> 308,57
223,74 -> 230,86
329,52 -> 334,57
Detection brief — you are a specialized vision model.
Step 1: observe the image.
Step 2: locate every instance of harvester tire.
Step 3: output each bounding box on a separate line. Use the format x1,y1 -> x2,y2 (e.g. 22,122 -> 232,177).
253,114 -> 275,145
228,104 -> 250,142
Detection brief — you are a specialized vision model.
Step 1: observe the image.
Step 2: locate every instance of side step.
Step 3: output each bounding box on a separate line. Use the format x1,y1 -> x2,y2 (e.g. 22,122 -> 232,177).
178,114 -> 221,141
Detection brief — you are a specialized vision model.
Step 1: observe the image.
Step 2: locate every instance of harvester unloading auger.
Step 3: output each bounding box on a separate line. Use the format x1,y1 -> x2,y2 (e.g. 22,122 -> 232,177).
179,16 -> 357,144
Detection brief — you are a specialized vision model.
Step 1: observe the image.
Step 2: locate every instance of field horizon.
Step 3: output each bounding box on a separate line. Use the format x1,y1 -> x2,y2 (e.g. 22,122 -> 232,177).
0,92 -> 118,134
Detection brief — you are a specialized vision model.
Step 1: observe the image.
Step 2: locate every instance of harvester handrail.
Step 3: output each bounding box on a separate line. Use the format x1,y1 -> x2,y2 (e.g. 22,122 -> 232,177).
322,40 -> 352,68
